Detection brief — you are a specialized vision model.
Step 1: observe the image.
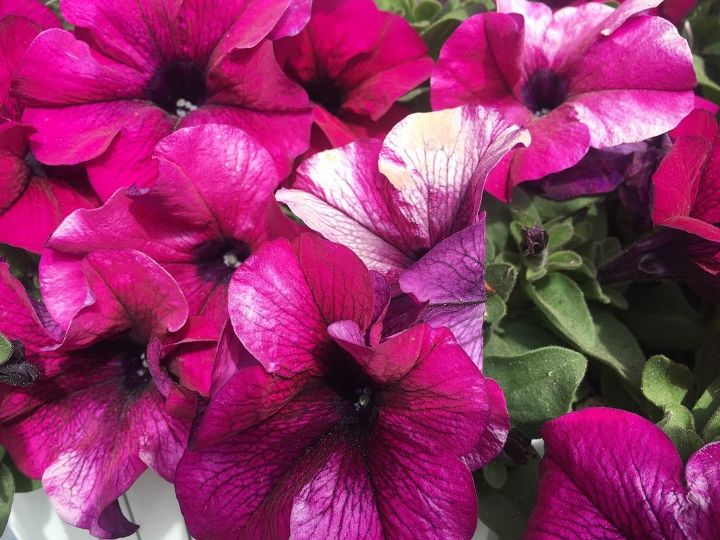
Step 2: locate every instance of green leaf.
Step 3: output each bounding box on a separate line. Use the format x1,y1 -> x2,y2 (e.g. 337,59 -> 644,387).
482,459 -> 508,489
642,355 -> 694,409
509,190 -> 542,227
485,315 -> 562,357
412,0 -> 442,20
619,283 -> 705,351
693,376 -> 720,432
484,346 -> 587,435
546,221 -> 574,251
485,294 -> 507,326
0,336 -> 11,365
523,272 -> 597,352
374,0 -> 413,15
582,307 -> 645,387
658,404 -> 704,461
0,462 -> 13,534
485,262 -> 518,301
532,195 -> 598,223
546,250 -> 583,273
702,406 -> 720,442
476,454 -> 540,540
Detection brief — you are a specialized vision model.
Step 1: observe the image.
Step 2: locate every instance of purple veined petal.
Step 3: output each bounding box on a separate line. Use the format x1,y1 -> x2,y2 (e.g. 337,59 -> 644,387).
228,235 -> 375,377
379,105 -> 530,244
176,379 -> 341,540
526,408 -> 720,539
400,218 -> 487,368
290,436 -> 382,538
209,321 -> 260,397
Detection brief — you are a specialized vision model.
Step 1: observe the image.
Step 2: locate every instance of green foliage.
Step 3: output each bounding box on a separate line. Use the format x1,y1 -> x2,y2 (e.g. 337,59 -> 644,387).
484,346 -> 587,436
0,336 -> 11,366
642,355 -> 694,409
476,453 -> 541,540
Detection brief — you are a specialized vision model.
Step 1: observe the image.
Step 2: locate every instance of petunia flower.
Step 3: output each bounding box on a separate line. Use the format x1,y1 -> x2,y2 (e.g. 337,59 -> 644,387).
651,108 -> 720,243
431,0 -> 695,200
0,5 -> 97,252
600,108 -> 720,300
175,234 -> 509,540
0,251 -> 193,538
12,0 -> 314,200
275,0 -> 433,151
278,105 -> 529,366
526,408 -> 720,538
41,124 -> 298,334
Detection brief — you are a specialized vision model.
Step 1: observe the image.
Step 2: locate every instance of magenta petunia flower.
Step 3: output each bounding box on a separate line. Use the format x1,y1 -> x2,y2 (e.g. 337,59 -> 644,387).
0,251 -> 193,538
12,0 -> 314,200
652,108 -> 720,243
175,234 -> 509,539
41,124 -> 298,334
526,408 -> 720,538
278,105 -> 529,366
275,0 -> 433,151
431,0 -> 695,200
0,6 -> 97,252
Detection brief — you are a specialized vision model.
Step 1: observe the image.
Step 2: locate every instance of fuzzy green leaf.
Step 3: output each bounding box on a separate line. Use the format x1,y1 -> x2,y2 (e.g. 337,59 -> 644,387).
523,273 -> 597,352
642,355 -> 694,409
484,346 -> 587,435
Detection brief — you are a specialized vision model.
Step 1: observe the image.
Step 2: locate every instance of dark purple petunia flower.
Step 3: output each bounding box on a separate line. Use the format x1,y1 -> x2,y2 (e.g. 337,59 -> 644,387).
0,252 -> 194,538
431,0 -> 695,201
275,0 -> 433,151
175,234 -> 509,540
40,124 -> 299,336
526,408 -> 720,539
12,0 -> 313,200
277,105 -> 529,367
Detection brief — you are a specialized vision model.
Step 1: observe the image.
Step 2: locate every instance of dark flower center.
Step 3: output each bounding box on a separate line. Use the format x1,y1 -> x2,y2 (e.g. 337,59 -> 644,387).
520,224 -> 549,257
522,69 -> 569,116
120,341 -> 151,391
322,346 -> 380,436
24,151 -> 46,178
194,239 -> 251,283
0,340 -> 39,387
147,61 -> 208,117
304,77 -> 345,115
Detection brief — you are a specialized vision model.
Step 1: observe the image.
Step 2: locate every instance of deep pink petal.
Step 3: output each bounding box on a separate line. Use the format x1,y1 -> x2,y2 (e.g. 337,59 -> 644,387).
13,29 -> 147,106
400,218 -> 487,367
0,16 -> 45,119
341,11 -> 432,119
228,235 -> 374,376
0,122 -> 31,212
0,0 -> 59,29
526,408 -> 720,539
290,438 -> 382,539
176,382 -> 340,540
39,249 -> 188,347
0,175 -> 99,253
22,101 -> 162,167
463,378 -> 510,470
431,12 -> 525,112
379,105 -> 529,244
377,324 -> 491,457
368,437 -> 478,539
